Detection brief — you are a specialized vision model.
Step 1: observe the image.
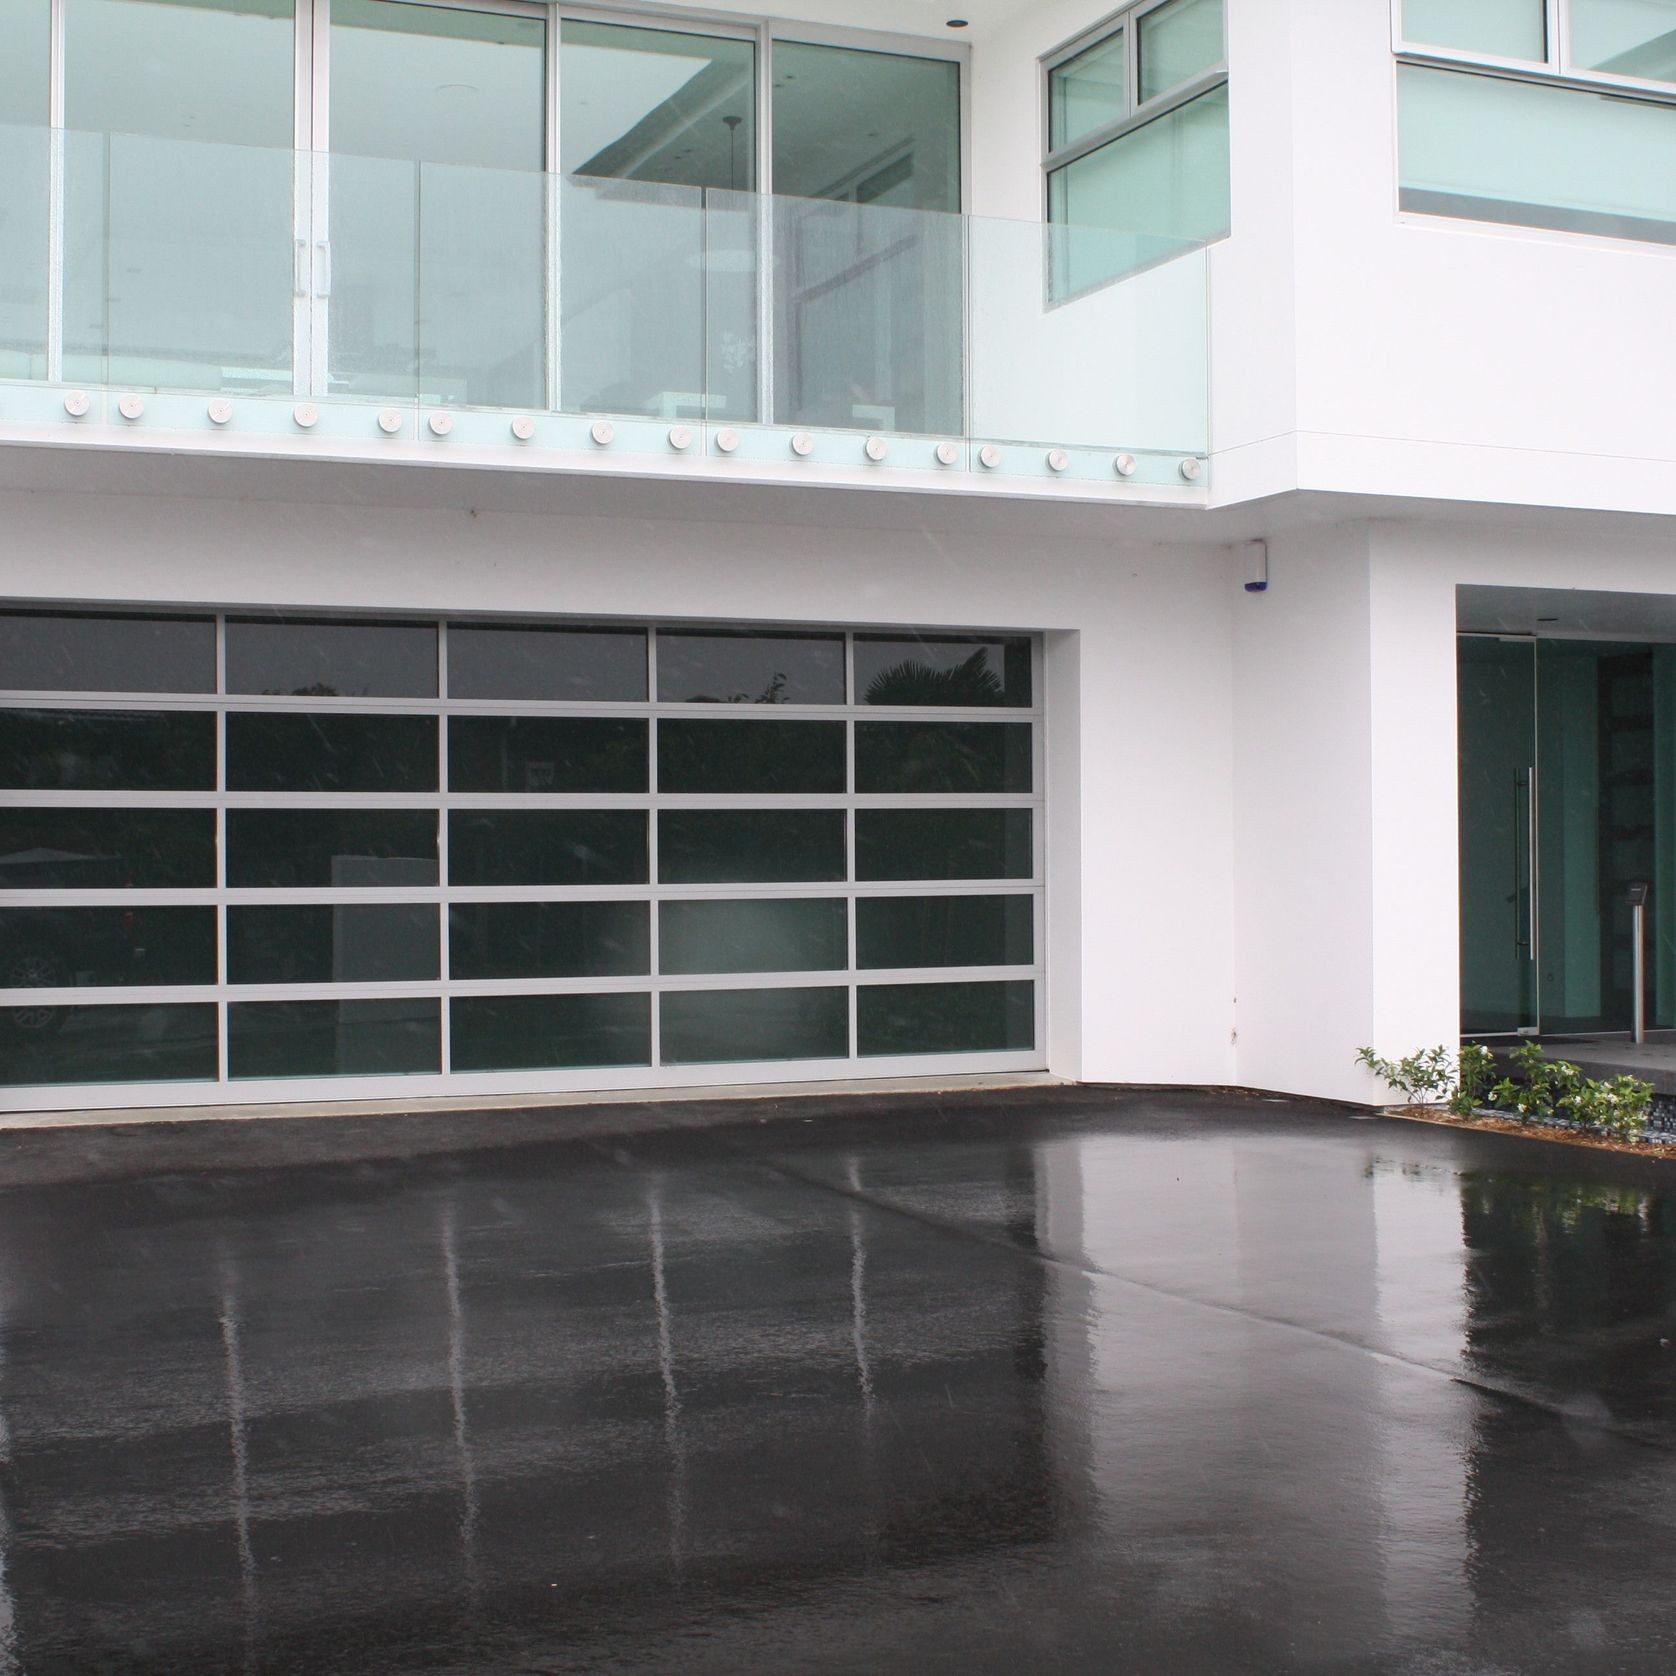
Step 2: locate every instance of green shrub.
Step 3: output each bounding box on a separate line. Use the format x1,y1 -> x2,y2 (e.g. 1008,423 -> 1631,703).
1358,1041 -> 1652,1141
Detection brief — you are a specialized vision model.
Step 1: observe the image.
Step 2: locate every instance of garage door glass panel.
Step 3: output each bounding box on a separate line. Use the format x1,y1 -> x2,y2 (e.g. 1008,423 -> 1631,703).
450,993 -> 652,1072
0,710 -> 216,791
859,980 -> 1035,1056
657,720 -> 847,794
0,1003 -> 218,1086
226,713 -> 439,793
0,907 -> 217,988
449,901 -> 650,980
226,619 -> 439,698
656,632 -> 845,704
0,620 -> 1041,1098
0,613 -> 216,693
226,810 -> 438,888
856,810 -> 1033,881
0,809 -> 216,890
658,810 -> 847,884
448,717 -> 648,794
854,635 -> 1032,708
857,895 -> 1034,970
661,986 -> 849,1064
447,624 -> 649,703
448,811 -> 648,886
227,905 -> 440,985
228,999 -> 441,1080
855,722 -> 1032,794
659,898 -> 847,975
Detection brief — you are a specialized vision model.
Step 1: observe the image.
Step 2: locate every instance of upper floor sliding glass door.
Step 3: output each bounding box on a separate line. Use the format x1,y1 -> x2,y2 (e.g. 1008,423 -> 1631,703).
10,0 -> 968,431
62,0 -> 299,394
557,17 -> 759,423
322,0 -> 547,409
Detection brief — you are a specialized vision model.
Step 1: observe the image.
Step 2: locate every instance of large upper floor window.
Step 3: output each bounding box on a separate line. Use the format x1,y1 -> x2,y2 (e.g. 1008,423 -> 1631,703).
1396,0 -> 1676,245
1041,0 -> 1229,296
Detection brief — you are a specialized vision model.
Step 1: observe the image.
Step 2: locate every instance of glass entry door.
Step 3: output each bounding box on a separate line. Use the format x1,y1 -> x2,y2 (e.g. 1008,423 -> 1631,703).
1459,636 -> 1675,1038
1459,637 -> 1538,1035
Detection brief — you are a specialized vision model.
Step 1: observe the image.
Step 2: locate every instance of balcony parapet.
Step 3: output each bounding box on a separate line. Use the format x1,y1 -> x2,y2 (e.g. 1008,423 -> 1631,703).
0,124 -> 1210,498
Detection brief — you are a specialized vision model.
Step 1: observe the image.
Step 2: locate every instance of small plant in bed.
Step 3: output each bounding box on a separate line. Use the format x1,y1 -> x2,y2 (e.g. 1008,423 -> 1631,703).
1357,1041 -> 1653,1144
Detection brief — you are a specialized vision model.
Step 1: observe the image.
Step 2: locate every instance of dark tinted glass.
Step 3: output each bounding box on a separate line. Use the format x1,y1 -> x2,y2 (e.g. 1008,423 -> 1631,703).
448,624 -> 647,701
856,810 -> 1033,880
657,631 -> 845,704
0,809 -> 215,889
0,907 -> 217,988
857,895 -> 1034,969
660,985 -> 848,1063
448,901 -> 650,979
854,635 -> 1031,707
227,713 -> 438,792
858,980 -> 1034,1056
855,721 -> 1032,793
0,612 -> 215,693
448,716 -> 647,793
0,1002 -> 218,1086
450,992 -> 651,1071
658,719 -> 846,794
658,810 -> 846,884
0,709 -> 216,790
448,811 -> 647,886
659,898 -> 847,975
226,618 -> 438,697
227,905 -> 440,984
229,999 -> 440,1079
226,810 -> 438,888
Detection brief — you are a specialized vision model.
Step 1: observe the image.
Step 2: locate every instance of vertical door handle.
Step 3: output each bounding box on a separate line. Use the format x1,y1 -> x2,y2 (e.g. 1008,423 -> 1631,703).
315,242 -> 333,298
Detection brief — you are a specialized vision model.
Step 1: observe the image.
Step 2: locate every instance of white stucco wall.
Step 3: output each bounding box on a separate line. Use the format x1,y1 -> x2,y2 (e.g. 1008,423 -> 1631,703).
1216,0 -> 1676,515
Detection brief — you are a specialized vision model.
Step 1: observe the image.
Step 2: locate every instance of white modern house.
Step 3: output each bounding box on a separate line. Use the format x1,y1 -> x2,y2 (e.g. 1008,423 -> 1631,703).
1,0 -> 1673,1114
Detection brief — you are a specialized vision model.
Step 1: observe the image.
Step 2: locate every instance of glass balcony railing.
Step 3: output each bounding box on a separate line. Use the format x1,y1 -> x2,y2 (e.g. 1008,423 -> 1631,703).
0,124 -> 1209,483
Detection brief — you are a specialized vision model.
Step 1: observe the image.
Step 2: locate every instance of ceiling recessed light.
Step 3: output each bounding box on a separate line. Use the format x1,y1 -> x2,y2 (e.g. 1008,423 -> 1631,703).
947,18 -> 970,28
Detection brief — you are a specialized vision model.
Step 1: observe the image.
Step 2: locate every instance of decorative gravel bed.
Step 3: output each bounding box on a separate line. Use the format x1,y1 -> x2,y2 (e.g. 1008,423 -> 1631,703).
1388,1104 -> 1676,1160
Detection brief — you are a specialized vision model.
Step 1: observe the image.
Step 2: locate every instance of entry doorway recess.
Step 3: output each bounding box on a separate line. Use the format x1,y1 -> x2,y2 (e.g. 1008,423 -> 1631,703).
1459,636 -> 1676,1038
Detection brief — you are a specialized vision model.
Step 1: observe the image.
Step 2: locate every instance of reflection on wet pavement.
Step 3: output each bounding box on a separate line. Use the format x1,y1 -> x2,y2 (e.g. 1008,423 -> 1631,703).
0,1087 -> 1673,1674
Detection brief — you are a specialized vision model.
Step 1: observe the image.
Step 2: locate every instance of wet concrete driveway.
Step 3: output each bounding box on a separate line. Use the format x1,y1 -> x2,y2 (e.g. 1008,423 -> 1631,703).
0,1086 -> 1674,1675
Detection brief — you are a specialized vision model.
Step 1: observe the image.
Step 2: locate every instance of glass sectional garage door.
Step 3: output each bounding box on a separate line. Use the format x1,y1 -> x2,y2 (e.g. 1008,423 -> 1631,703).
0,612 -> 1044,1107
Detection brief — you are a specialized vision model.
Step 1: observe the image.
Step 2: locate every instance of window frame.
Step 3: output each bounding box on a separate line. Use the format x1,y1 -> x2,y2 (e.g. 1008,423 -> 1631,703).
1040,0 -> 1229,214
1393,0 -> 1676,104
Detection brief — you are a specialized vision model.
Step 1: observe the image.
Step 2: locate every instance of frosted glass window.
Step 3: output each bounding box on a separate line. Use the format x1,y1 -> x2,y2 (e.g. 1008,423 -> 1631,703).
772,42 -> 960,212
1048,84 -> 1229,292
1398,63 -> 1676,242
1138,0 -> 1225,102
1402,0 -> 1547,61
561,20 -> 756,189
1050,29 -> 1127,151
1572,0 -> 1676,81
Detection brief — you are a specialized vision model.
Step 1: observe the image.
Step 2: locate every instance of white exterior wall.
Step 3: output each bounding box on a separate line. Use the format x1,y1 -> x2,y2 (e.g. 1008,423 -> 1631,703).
1214,0 -> 1676,516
